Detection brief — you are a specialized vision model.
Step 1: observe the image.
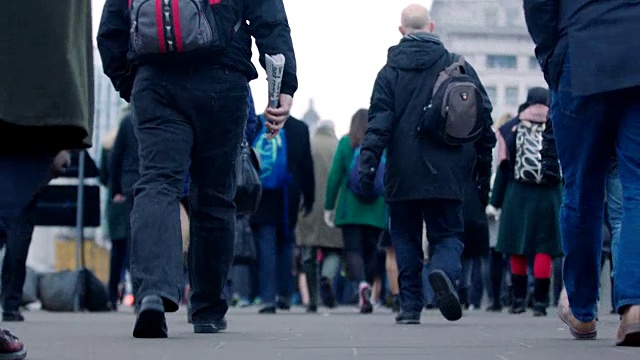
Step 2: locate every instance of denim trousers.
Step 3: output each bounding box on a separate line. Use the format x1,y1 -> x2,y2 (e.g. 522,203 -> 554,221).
255,225 -> 294,305
129,65 -> 248,322
551,56 -> 640,321
389,199 -> 464,313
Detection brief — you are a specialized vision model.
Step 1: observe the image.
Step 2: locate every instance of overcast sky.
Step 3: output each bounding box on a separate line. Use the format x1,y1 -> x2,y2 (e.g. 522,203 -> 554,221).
92,0 -> 433,136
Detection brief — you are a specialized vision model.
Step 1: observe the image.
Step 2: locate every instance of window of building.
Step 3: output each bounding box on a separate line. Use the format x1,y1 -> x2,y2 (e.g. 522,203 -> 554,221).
487,55 -> 517,70
529,56 -> 539,70
505,87 -> 519,105
485,86 -> 498,106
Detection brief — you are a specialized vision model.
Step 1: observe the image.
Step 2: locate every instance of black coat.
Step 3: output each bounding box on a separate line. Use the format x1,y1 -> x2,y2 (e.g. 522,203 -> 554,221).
461,144 -> 490,258
109,114 -> 140,196
251,117 -> 315,231
524,0 -> 640,95
359,34 -> 495,202
97,0 -> 297,102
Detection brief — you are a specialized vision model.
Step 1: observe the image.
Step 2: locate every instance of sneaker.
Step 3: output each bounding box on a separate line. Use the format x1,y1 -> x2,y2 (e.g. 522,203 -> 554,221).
358,283 -> 373,314
0,328 -> 26,360
428,270 -> 462,321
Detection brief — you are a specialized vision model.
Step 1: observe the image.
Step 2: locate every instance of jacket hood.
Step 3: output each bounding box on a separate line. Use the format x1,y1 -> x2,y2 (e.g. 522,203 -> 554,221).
387,32 -> 448,71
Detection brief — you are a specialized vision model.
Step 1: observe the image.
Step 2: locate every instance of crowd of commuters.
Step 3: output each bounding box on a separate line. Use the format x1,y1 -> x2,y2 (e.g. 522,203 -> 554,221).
1,1 -> 640,359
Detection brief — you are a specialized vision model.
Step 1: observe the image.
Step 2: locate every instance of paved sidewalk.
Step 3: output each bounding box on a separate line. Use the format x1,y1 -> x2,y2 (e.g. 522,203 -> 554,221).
6,307 -> 639,360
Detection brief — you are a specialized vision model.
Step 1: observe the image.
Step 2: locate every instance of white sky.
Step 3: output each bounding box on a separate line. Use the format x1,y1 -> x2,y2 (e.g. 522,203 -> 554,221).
91,0 -> 433,136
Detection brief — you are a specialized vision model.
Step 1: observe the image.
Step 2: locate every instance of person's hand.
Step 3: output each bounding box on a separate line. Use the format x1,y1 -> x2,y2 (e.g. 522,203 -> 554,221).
50,150 -> 72,177
323,210 -> 335,228
485,204 -> 501,221
113,194 -> 127,204
263,94 -> 293,140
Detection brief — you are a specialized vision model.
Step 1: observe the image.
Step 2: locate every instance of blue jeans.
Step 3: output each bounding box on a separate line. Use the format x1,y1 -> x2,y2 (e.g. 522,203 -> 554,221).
389,199 -> 464,313
551,56 -> 640,321
255,225 -> 294,305
607,162 -> 623,277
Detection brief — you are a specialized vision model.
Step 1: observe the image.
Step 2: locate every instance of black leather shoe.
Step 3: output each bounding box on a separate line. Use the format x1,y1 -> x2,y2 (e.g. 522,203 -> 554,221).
259,305 -> 276,314
133,295 -> 168,338
193,318 -> 227,334
2,311 -> 24,322
395,310 -> 421,325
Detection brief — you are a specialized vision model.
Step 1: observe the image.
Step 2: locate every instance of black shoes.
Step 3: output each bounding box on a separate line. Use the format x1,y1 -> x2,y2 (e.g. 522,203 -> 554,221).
259,305 -> 277,314
193,318 -> 227,334
320,278 -> 337,309
396,310 -> 421,325
509,299 -> 526,314
2,311 -> 24,322
429,270 -> 462,322
133,295 -> 168,339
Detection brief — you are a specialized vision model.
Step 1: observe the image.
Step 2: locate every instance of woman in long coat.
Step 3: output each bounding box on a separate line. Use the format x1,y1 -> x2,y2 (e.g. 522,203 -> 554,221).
489,88 -> 563,316
296,121 -> 343,312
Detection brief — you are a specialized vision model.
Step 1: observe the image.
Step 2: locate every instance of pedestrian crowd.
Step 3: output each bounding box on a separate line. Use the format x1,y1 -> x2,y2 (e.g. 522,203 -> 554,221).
1,1 -> 639,359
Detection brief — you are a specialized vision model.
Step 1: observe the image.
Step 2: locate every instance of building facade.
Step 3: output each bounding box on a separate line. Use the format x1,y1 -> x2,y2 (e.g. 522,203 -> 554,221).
431,0 -> 547,121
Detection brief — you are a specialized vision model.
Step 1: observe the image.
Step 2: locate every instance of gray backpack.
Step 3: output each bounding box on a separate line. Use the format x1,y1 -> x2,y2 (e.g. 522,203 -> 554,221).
417,55 -> 484,145
128,0 -> 241,59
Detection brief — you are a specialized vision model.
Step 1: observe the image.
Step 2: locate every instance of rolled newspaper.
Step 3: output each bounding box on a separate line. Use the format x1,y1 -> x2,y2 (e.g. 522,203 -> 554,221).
265,54 -> 285,108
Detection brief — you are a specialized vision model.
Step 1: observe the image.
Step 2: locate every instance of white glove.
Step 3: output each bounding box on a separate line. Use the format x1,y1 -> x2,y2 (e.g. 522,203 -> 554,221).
324,210 -> 335,228
485,205 -> 501,221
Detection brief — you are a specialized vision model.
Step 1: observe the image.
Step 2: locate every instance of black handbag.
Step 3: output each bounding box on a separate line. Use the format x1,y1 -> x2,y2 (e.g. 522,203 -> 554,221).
235,141 -> 262,215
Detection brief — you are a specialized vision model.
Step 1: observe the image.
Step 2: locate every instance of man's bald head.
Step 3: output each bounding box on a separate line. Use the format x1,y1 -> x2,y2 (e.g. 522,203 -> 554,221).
399,4 -> 435,35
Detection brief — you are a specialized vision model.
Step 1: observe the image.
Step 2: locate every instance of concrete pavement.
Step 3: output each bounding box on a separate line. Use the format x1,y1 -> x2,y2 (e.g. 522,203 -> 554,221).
6,306 -> 640,360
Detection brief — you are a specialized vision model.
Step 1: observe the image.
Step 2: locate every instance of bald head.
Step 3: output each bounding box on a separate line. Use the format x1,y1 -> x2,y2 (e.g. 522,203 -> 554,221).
399,4 -> 435,35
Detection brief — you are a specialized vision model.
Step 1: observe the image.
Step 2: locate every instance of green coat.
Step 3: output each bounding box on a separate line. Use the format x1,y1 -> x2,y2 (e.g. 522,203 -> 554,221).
0,1 -> 94,149
325,136 -> 387,229
100,145 -> 129,241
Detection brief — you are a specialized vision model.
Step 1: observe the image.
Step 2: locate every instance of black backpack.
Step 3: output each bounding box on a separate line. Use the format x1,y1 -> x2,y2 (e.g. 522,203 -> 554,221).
416,55 -> 484,145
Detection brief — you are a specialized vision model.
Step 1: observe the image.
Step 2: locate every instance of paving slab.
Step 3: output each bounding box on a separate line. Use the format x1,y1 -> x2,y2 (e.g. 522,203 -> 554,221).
6,307 -> 639,360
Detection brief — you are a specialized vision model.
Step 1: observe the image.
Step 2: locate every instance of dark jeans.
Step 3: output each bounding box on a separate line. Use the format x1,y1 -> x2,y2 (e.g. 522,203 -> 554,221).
0,151 -> 53,312
389,199 -> 464,313
108,197 -> 132,304
551,56 -> 640,321
341,225 -> 384,284
129,65 -> 248,321
254,225 -> 294,305
460,255 -> 488,308
0,198 -> 38,312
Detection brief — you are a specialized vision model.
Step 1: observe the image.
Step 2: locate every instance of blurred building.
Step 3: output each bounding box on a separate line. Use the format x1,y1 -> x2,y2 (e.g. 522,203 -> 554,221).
431,0 -> 547,119
92,47 -> 127,165
301,99 -> 320,134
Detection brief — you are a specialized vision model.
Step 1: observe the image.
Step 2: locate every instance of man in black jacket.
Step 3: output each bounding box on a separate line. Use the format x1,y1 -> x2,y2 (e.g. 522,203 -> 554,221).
98,0 -> 297,338
524,0 -> 640,345
359,4 -> 495,325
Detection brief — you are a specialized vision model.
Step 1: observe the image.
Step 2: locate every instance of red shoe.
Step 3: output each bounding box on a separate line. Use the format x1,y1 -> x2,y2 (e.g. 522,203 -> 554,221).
0,328 -> 27,360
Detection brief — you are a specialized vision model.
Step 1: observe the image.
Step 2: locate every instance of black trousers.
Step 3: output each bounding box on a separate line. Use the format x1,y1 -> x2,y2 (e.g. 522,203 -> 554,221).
1,197 -> 38,312
129,65 -> 248,322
